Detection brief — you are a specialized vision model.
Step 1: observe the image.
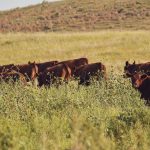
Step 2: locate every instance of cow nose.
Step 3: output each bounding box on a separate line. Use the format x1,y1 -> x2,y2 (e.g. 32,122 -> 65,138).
123,74 -> 127,78
133,84 -> 138,88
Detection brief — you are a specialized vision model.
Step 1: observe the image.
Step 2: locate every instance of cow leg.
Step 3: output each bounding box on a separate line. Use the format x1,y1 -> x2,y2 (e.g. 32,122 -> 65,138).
79,74 -> 90,86
79,77 -> 85,85
85,74 -> 91,86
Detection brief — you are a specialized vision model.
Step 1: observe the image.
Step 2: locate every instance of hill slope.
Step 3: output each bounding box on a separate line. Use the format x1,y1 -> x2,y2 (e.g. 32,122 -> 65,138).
0,0 -> 150,32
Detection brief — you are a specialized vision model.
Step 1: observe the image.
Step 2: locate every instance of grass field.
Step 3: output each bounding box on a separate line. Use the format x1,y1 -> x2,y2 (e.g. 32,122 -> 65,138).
0,31 -> 150,150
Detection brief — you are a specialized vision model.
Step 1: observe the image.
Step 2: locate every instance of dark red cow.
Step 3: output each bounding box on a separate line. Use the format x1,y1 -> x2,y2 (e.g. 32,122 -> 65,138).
131,73 -> 150,105
58,57 -> 88,76
74,62 -> 106,85
0,71 -> 27,85
0,64 -> 15,73
14,61 -> 38,82
36,61 -> 58,73
38,63 -> 71,87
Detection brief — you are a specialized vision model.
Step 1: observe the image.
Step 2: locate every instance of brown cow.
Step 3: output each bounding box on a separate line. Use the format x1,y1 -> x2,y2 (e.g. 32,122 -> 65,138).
0,64 -> 15,73
58,57 -> 88,76
14,61 -> 38,82
124,61 -> 150,77
131,73 -> 150,105
74,62 -> 106,85
38,63 -> 71,87
36,61 -> 58,73
0,71 -> 27,85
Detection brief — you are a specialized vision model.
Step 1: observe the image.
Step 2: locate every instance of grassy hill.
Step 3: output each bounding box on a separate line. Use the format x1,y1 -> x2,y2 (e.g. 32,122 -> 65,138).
0,0 -> 150,32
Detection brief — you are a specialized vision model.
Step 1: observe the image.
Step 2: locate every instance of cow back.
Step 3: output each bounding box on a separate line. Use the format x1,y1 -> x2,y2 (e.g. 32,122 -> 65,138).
79,62 -> 106,77
58,57 -> 88,75
36,61 -> 58,73
0,64 -> 15,73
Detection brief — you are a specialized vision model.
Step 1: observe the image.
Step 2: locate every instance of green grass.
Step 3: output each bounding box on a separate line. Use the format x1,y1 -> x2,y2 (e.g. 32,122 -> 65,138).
0,31 -> 150,149
0,31 -> 150,70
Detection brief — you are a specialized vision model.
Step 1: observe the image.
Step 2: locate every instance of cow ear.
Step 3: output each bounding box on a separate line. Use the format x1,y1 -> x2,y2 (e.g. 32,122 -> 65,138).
141,74 -> 147,80
133,61 -> 135,65
125,61 -> 129,66
28,61 -> 31,64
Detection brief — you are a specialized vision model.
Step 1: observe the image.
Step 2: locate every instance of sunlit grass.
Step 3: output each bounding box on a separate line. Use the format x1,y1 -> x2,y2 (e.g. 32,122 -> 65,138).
0,31 -> 150,71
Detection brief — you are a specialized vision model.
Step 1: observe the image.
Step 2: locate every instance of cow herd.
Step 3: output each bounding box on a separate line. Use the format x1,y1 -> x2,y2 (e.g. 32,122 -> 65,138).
0,58 -> 150,104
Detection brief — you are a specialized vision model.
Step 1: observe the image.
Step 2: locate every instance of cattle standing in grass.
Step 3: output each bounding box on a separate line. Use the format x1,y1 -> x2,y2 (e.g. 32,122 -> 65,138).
58,57 -> 88,76
0,71 -> 27,85
38,63 -> 71,87
36,61 -> 58,73
124,61 -> 150,77
131,73 -> 150,105
14,61 -> 38,82
74,62 -> 106,85
0,64 -> 15,73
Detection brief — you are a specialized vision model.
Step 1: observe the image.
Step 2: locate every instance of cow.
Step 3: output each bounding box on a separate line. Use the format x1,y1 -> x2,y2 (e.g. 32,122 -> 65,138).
14,61 -> 38,82
0,71 -> 27,85
57,57 -> 88,76
38,63 -> 71,87
74,62 -> 107,85
0,64 -> 15,73
131,73 -> 150,105
124,61 -> 150,77
36,60 -> 58,73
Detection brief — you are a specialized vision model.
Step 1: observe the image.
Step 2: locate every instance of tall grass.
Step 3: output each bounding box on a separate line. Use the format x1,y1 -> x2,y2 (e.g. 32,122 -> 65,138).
0,76 -> 150,149
0,31 -> 150,149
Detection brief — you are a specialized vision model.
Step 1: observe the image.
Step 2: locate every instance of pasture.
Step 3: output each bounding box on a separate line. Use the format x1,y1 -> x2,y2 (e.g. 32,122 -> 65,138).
0,31 -> 150,150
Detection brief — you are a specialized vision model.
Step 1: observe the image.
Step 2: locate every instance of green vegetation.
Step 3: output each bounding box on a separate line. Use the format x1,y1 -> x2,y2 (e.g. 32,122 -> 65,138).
0,0 -> 150,32
0,77 -> 150,150
0,31 -> 150,149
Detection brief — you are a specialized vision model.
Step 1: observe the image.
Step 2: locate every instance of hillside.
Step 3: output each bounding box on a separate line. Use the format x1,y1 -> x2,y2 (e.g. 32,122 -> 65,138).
0,0 -> 150,32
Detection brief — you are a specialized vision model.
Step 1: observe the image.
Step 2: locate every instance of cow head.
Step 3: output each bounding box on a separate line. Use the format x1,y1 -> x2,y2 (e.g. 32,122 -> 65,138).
28,61 -> 39,80
131,73 -> 147,88
124,61 -> 137,77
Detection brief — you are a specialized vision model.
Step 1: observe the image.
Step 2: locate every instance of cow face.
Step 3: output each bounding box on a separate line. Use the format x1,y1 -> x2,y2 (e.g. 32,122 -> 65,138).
131,73 -> 147,88
28,61 -> 39,80
124,61 -> 137,77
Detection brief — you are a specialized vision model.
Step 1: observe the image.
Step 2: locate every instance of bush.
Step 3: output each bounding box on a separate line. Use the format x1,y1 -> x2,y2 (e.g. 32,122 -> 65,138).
0,74 -> 149,149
